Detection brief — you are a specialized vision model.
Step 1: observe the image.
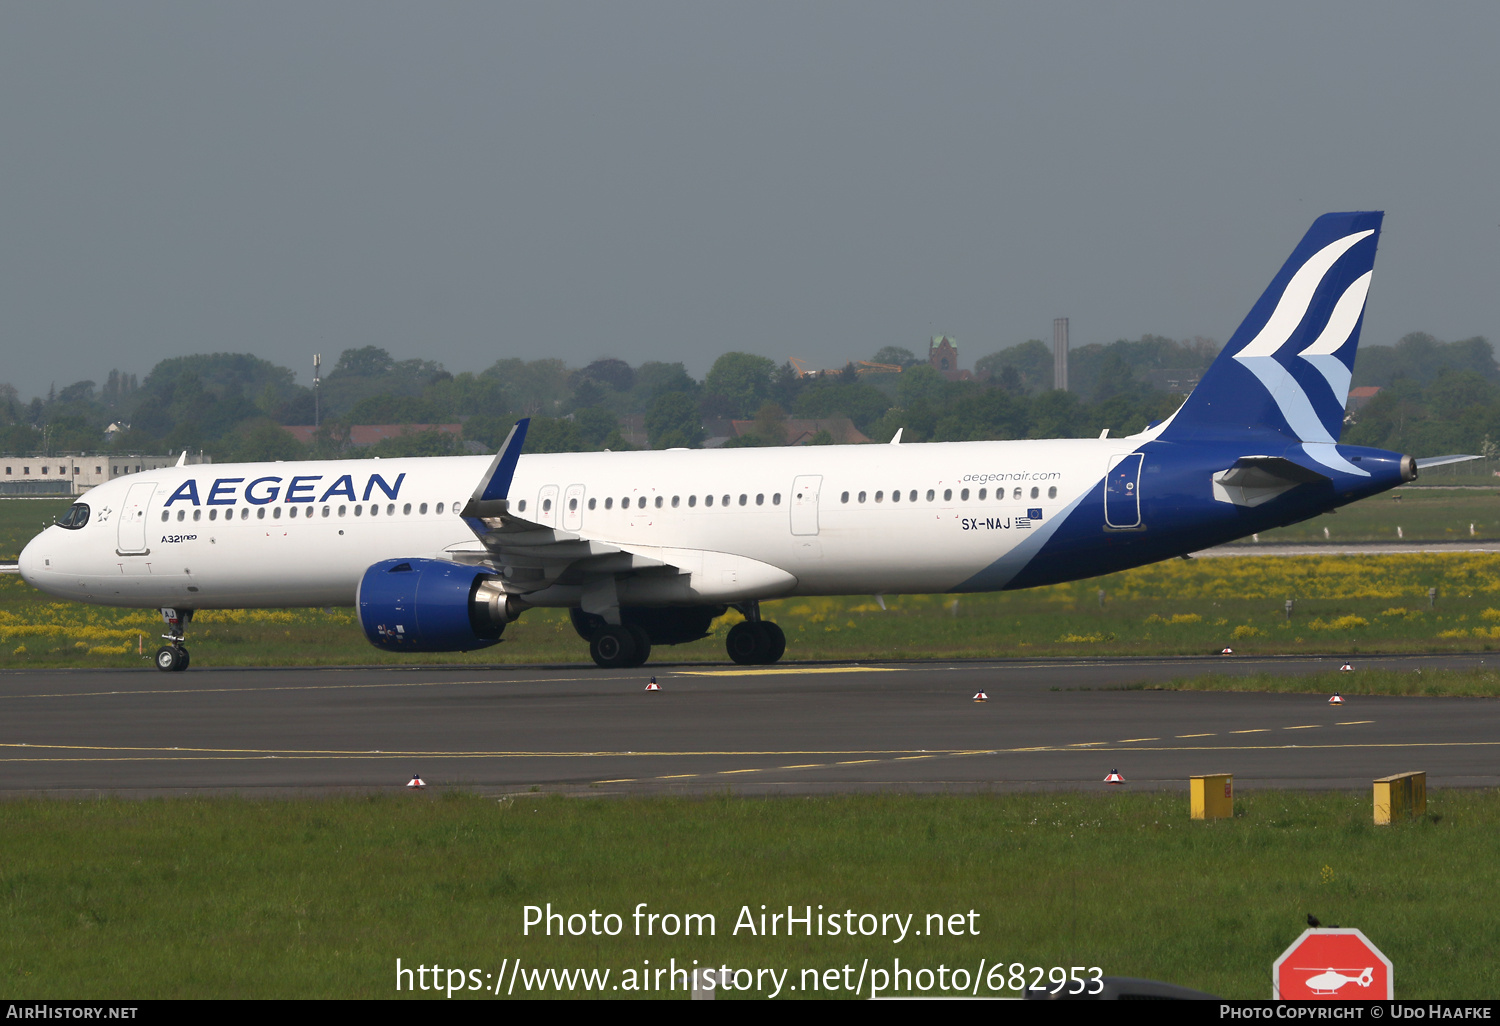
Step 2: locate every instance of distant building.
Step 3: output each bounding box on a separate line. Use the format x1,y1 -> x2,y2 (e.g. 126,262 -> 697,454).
928,336 -> 972,382
0,453 -> 211,496
1346,386 -> 1381,412
282,424 -> 463,447
1053,318 -> 1070,392
711,417 -> 872,447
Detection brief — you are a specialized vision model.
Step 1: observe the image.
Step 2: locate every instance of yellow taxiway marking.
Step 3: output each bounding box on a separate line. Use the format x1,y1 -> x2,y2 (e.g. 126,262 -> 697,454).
1068,742 -> 1106,747
1118,738 -> 1159,743
596,779 -> 637,784
0,677 -> 605,701
657,774 -> 697,779
1283,725 -> 1320,730
1337,720 -> 1375,725
1230,729 -> 1269,734
895,755 -> 934,761
1177,733 -> 1215,738
677,667 -> 901,677
717,768 -> 760,775
780,764 -> 826,769
836,759 -> 878,765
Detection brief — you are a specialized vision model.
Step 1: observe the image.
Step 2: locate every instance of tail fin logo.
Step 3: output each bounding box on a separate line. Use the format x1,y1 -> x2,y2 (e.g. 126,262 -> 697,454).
1232,229 -> 1373,449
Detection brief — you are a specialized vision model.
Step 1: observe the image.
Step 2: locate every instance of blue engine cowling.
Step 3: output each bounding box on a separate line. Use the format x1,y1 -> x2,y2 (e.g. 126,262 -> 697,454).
356,558 -> 511,652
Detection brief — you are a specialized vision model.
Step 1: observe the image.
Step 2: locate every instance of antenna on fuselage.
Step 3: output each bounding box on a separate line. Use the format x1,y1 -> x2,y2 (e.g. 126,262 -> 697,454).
313,353 -> 322,429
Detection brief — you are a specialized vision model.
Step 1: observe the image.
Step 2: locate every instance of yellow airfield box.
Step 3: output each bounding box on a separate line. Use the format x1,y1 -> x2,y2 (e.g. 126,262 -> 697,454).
1190,774 -> 1233,820
1373,771 -> 1426,825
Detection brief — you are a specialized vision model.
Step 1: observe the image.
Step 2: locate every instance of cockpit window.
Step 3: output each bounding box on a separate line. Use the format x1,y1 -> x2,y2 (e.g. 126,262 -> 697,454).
56,503 -> 90,530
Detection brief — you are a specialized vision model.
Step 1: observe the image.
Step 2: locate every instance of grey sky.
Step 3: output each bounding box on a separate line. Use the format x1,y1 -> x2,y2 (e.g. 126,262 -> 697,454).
2,2 -> 1496,398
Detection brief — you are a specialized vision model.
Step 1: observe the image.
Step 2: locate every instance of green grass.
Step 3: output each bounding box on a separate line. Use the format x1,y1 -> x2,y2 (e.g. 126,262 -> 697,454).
1140,668 -> 1500,698
0,791 -> 1495,999
0,497 -> 72,561
8,550 -> 1500,670
1249,486 -> 1500,545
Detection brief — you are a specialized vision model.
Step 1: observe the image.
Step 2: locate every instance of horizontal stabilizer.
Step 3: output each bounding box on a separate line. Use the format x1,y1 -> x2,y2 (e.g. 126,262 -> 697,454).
1415,454 -> 1482,470
1212,456 -> 1328,508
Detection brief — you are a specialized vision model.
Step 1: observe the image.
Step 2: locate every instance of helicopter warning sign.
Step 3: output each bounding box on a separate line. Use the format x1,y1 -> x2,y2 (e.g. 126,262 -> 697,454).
1273,928 -> 1393,999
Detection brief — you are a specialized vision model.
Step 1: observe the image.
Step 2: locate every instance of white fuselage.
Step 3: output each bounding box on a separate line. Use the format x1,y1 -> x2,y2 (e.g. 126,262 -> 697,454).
18,438 -> 1133,610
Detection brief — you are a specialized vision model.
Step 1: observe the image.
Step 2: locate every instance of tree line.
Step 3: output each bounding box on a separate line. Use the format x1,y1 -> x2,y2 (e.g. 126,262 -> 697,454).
0,331 -> 1492,461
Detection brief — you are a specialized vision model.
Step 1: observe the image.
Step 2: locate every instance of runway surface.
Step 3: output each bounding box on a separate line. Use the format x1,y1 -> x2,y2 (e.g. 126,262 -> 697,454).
1,652 -> 1496,797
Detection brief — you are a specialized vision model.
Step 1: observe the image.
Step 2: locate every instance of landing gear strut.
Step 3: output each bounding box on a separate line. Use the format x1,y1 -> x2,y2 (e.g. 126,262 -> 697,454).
154,607 -> 193,672
726,602 -> 786,665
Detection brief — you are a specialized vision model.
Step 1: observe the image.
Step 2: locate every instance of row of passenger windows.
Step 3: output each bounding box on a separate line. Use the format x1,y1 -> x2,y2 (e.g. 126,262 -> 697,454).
841,484 -> 1057,503
160,501 -> 460,523
528,484 -> 1058,515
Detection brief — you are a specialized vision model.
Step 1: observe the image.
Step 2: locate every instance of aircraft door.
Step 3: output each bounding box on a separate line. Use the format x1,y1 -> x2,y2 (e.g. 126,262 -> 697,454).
536,485 -> 560,528
117,482 -> 156,555
1104,454 -> 1143,529
563,484 -> 586,531
790,475 -> 822,536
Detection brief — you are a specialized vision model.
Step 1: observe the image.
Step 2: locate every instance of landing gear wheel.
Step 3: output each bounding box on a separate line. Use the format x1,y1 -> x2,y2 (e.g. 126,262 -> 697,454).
624,624 -> 652,668
589,626 -> 638,669
154,645 -> 188,673
758,621 -> 786,664
726,621 -> 767,665
178,646 -> 190,671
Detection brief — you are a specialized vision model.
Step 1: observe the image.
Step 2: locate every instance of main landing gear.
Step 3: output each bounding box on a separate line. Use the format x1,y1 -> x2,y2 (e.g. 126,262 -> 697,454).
726,602 -> 785,666
154,607 -> 193,672
588,624 -> 652,670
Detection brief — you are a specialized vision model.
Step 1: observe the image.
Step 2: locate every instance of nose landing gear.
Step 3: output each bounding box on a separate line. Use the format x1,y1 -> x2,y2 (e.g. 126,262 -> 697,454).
154,607 -> 193,672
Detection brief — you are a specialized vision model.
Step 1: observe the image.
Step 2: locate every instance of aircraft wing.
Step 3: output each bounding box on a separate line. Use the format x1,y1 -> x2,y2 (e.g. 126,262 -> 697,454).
453,420 -> 677,594
1415,454 -> 1481,470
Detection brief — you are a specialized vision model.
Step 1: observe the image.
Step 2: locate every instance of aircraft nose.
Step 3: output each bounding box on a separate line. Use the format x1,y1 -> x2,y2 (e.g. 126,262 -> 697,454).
17,534 -> 45,585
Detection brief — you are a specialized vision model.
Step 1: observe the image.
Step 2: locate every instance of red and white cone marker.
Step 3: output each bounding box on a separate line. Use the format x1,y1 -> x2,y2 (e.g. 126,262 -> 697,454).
1221,647 -> 1234,655
1104,769 -> 1125,784
1339,663 -> 1353,672
645,676 -> 661,692
973,691 -> 988,702
1328,693 -> 1344,705
407,774 -> 426,789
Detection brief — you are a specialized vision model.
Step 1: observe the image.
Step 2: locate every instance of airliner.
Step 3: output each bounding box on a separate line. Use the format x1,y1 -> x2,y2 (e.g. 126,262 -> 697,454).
15,212 -> 1469,671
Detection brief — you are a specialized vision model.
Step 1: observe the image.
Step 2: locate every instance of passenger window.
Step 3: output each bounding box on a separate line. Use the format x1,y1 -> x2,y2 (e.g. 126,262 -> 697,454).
979,488 -> 988,500
1048,486 -> 1057,499
517,500 -> 525,512
721,495 -> 730,507
338,506 -> 346,517
706,495 -> 714,507
208,509 -> 217,522
388,504 -> 395,516
961,488 -> 969,500
354,505 -> 362,517
756,493 -> 764,505
273,507 -> 282,519
435,503 -> 444,514
588,498 -> 596,510
655,496 -> 663,508
242,508 -> 250,520
403,503 -> 412,515
321,507 -> 329,518
639,496 -> 647,509
256,508 -> 265,520
193,509 -> 202,521
925,490 -> 933,501
943,488 -> 952,501
368,504 -> 377,517
689,495 -> 697,507
841,492 -> 849,503
891,490 -> 901,503
177,510 -> 185,521
606,497 -> 614,509
672,496 -> 680,508
307,506 -> 315,519
542,499 -> 551,512
1030,486 -> 1039,499
738,494 -> 747,506
772,493 -> 781,505
569,498 -> 577,511
910,490 -> 918,502
858,491 -> 866,503
161,511 -> 169,522
1013,487 -> 1022,500
289,507 -> 297,518
875,491 -> 883,502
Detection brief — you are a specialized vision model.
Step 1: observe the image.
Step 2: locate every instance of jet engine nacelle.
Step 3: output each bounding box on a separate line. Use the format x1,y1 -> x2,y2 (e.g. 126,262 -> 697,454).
356,557 -> 523,652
